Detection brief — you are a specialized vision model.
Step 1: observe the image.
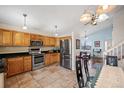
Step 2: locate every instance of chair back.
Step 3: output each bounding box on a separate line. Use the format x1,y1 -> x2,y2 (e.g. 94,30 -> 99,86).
76,56 -> 84,88
106,56 -> 118,66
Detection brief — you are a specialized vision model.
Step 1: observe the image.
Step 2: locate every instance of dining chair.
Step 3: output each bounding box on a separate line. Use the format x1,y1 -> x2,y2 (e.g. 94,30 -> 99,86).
81,54 -> 96,88
76,56 -> 85,88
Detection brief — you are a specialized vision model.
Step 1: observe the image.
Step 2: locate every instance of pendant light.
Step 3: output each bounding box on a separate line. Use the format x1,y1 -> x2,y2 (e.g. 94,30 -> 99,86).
22,13 -> 27,30
55,25 -> 58,36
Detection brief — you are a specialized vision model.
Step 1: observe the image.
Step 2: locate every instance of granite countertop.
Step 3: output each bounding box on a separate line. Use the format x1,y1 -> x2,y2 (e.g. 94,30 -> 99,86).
0,51 -> 29,55
0,52 -> 31,58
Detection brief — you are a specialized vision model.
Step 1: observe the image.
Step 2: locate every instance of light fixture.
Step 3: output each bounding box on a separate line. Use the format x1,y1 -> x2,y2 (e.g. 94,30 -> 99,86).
80,5 -> 115,25
80,10 -> 92,24
22,13 -> 27,30
54,25 -> 58,36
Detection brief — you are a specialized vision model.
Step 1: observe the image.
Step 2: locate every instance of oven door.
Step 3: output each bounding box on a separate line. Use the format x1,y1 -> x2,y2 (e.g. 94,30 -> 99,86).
32,54 -> 44,69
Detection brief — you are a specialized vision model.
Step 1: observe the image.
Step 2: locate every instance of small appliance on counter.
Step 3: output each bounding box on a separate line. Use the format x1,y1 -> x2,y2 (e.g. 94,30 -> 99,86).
0,58 -> 5,88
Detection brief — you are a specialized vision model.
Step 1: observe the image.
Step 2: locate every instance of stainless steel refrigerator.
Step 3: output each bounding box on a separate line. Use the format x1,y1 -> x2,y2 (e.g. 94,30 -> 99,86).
60,39 -> 72,69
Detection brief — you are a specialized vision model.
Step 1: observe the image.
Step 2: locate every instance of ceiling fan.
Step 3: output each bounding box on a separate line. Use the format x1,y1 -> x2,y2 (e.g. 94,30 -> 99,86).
80,5 -> 116,25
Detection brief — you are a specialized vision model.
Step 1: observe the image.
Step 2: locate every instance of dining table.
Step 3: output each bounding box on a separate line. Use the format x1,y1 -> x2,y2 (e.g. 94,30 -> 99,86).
95,65 -> 124,88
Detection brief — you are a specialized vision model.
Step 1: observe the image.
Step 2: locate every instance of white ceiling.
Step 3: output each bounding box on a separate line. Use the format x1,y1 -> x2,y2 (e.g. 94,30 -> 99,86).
0,5 -> 123,36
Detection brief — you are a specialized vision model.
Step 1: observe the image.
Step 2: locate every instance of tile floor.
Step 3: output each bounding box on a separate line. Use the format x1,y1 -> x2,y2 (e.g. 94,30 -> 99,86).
5,63 -> 78,88
5,60 -> 102,88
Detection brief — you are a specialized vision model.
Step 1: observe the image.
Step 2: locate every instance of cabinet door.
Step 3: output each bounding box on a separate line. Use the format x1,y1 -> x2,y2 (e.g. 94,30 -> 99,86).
50,37 -> 56,46
0,29 -> 12,46
39,35 -> 44,44
57,53 -> 60,62
55,38 -> 60,47
2,30 -> 12,46
23,33 -> 30,46
45,54 -> 51,65
50,53 -> 57,64
7,57 -> 23,77
23,56 -> 32,72
13,32 -> 24,46
44,37 -> 50,46
30,34 -> 40,41
0,30 -> 3,45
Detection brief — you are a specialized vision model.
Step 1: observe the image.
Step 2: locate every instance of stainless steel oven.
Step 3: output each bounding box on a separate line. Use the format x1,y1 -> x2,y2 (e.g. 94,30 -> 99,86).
32,53 -> 44,70
29,46 -> 44,70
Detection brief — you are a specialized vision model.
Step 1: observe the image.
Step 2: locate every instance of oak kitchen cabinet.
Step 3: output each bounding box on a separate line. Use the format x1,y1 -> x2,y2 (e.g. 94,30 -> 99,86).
23,56 -> 32,72
45,53 -> 60,65
6,57 -> 24,77
44,53 -> 51,65
55,37 -> 60,47
56,53 -> 60,62
0,29 -> 12,46
13,31 -> 24,46
0,28 -> 61,47
23,33 -> 30,46
43,36 -> 50,46
50,37 -> 56,46
30,34 -> 41,41
6,56 -> 32,77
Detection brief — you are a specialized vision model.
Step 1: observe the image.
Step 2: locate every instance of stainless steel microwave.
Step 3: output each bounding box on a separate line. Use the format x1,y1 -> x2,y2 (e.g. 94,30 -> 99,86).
30,40 -> 43,46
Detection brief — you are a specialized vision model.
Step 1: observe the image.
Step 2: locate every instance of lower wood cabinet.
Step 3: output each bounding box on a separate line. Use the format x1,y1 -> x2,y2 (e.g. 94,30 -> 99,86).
7,57 -> 24,77
45,53 -> 60,66
23,56 -> 32,72
44,54 -> 51,65
6,56 -> 32,77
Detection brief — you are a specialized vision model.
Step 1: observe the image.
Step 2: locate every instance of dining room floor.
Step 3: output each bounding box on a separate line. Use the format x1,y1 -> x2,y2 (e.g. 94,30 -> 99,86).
5,58 -> 103,88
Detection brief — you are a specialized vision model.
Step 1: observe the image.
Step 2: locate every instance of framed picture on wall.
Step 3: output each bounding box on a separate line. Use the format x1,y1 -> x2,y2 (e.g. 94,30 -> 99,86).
94,41 -> 100,47
76,39 -> 80,49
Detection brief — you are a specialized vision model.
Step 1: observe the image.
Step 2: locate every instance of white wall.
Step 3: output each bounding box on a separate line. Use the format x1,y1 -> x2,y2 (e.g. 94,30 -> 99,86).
112,9 -> 124,46
71,32 -> 80,70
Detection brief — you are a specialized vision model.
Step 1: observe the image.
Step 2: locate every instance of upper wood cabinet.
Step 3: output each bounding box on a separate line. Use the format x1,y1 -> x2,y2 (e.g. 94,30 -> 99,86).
44,36 -> 50,46
23,33 -> 30,46
13,31 -> 24,46
30,34 -> 41,41
0,29 -> 12,46
55,38 -> 60,47
50,37 -> 56,46
0,28 -> 64,47
0,30 -> 2,45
